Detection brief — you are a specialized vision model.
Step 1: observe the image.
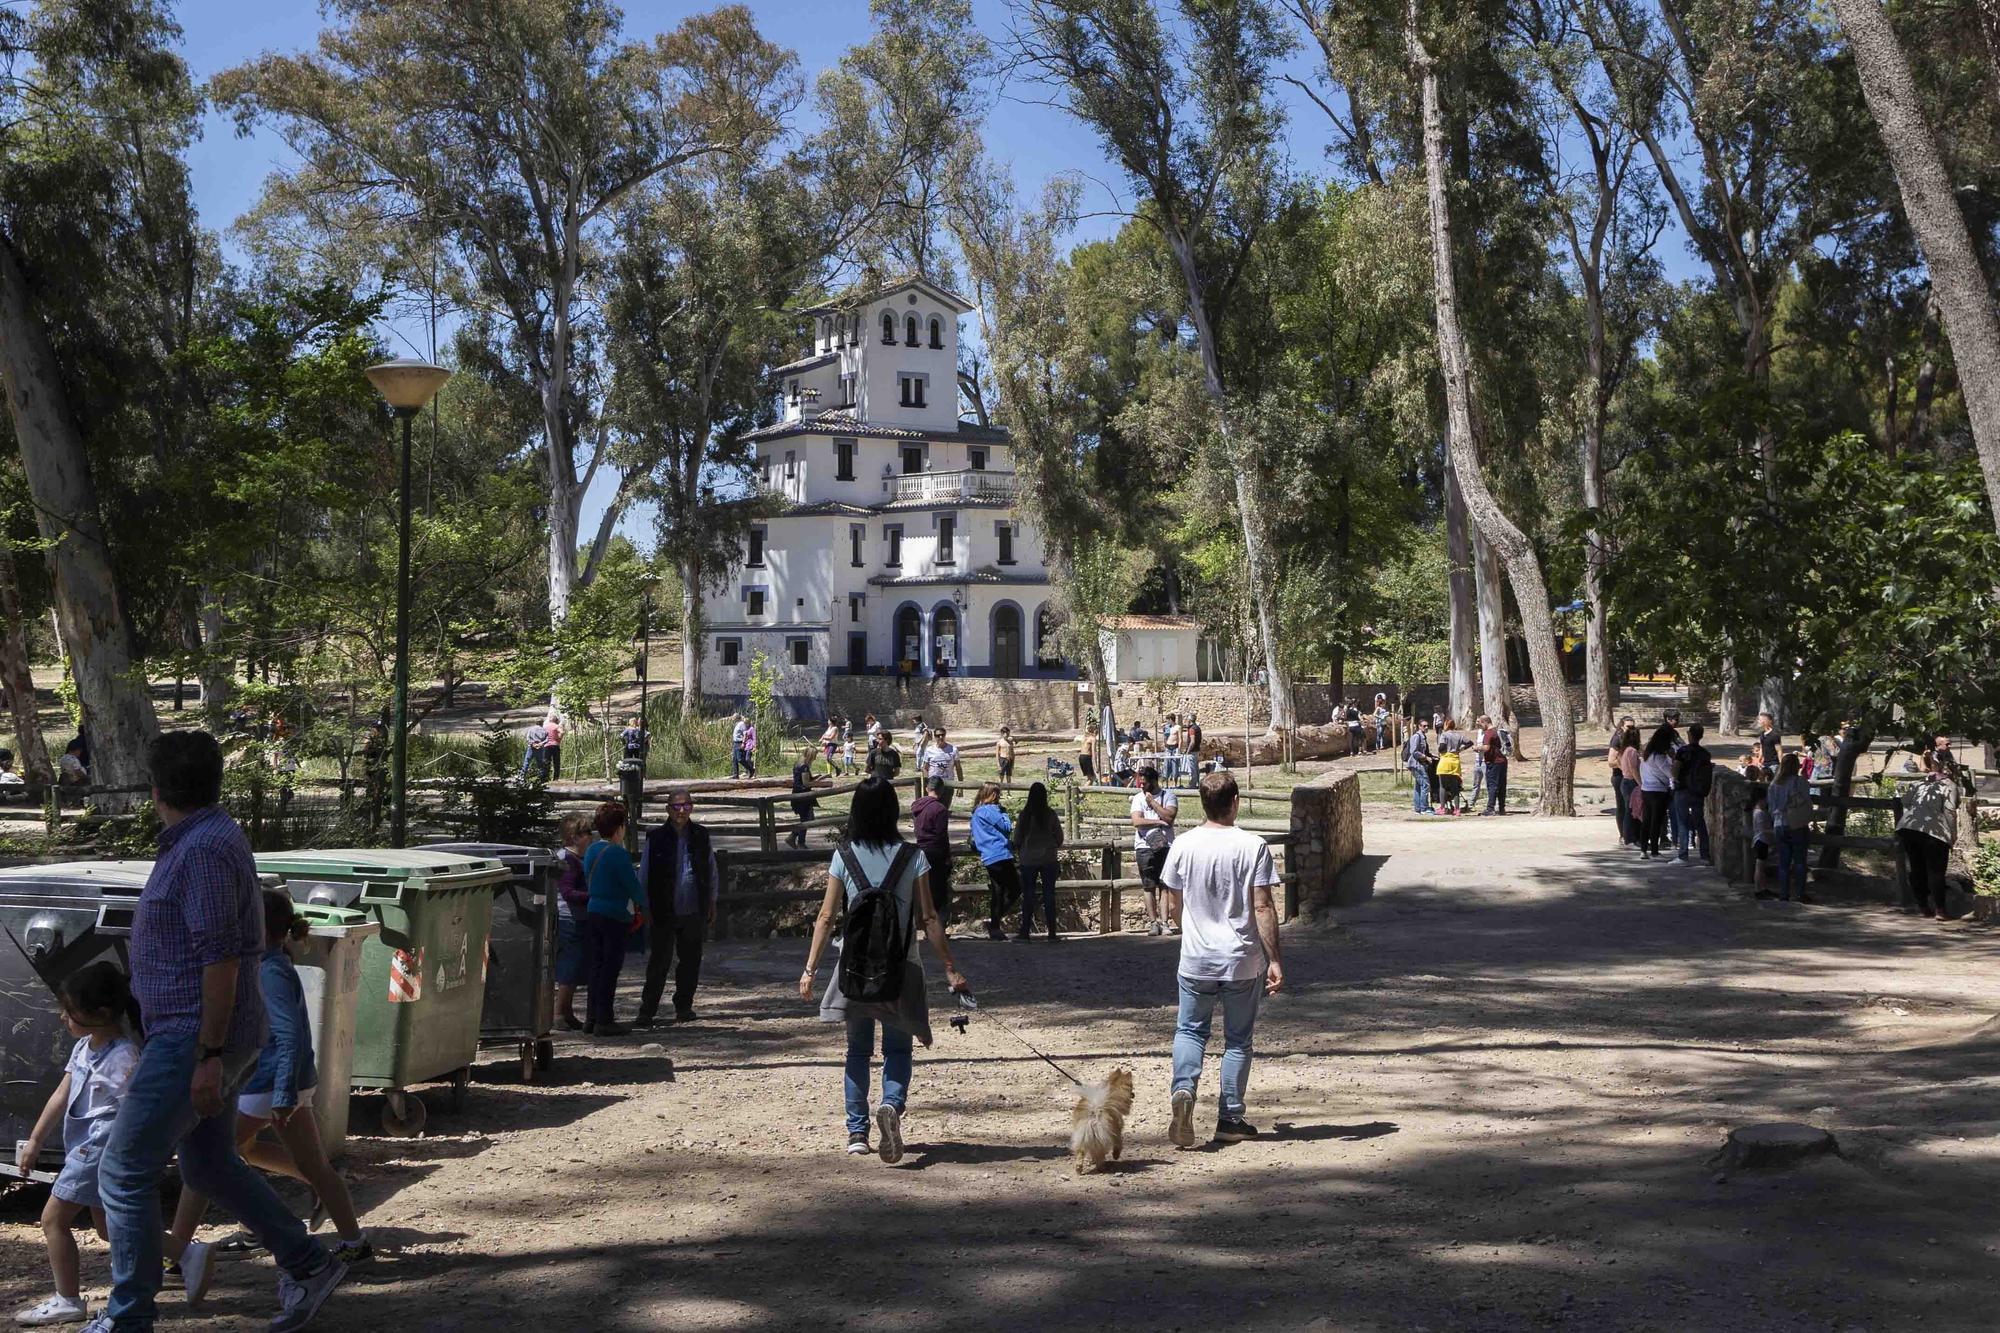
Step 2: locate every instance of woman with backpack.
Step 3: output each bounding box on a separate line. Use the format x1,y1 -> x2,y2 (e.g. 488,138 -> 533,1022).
1012,781 -> 1066,941
799,777 -> 970,1162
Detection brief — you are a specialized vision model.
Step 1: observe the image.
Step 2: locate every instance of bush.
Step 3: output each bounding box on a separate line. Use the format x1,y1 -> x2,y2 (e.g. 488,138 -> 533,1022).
1974,837 -> 2000,898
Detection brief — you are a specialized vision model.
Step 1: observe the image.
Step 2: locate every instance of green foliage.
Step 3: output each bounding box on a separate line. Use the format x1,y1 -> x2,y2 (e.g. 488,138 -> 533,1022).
1974,838 -> 2000,898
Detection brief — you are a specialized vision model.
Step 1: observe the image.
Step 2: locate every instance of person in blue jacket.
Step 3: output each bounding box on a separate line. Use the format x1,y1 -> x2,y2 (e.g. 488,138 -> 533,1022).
969,782 -> 1021,941
168,890 -> 370,1305
582,801 -> 647,1035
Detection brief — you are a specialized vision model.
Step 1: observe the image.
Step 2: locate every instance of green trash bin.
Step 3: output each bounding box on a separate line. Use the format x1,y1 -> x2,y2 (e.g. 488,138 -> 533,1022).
254,849 -> 508,1137
289,904 -> 379,1158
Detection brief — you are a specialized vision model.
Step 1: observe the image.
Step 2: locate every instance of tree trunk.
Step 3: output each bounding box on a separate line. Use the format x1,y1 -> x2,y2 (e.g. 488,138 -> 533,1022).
1159,227 -> 1296,735
1832,0 -> 2000,541
679,553 -> 704,721
1911,292 -> 1940,445
1445,451 -> 1478,721
1408,6 -> 1575,814
0,235 -> 160,801
1473,527 -> 1509,723
0,544 -> 52,783
1719,659 -> 1743,734
197,584 -> 234,724
1581,379 -> 1615,731
1815,727 -> 1870,871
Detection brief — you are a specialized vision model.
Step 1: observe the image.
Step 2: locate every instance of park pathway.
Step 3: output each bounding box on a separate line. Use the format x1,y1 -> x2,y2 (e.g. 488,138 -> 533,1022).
5,811 -> 1999,1331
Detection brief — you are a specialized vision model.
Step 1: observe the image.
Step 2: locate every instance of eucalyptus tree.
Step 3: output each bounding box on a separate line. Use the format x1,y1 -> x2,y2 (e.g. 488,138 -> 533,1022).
1010,0 -> 1302,733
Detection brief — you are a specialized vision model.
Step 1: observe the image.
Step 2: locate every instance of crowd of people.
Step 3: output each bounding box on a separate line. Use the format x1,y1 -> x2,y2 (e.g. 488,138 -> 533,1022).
1400,712 -> 1513,816
15,732 -> 355,1331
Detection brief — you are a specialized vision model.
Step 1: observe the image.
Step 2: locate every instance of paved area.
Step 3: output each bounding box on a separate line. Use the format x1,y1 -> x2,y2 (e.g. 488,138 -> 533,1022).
5,812 -> 1997,1331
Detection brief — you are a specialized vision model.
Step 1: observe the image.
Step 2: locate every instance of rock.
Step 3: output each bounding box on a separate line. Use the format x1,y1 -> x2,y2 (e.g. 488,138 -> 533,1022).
1716,1123 -> 1837,1170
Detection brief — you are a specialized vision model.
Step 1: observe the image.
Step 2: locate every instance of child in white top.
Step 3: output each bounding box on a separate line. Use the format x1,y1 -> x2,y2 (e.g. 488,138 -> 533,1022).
15,963 -> 138,1328
1750,791 -> 1774,892
842,736 -> 857,775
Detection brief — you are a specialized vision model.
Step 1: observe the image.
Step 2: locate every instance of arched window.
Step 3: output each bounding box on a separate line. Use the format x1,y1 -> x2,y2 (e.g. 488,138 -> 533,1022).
881,312 -> 896,344
834,315 -> 846,347
819,317 -> 831,349
928,317 -> 943,349
905,314 -> 920,346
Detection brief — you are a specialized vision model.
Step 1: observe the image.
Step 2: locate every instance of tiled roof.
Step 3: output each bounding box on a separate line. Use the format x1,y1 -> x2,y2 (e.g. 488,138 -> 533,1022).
866,569 -> 1053,588
743,409 -> 1011,445
1103,614 -> 1202,630
798,273 -> 975,317
875,495 -> 1015,512
778,500 -> 875,517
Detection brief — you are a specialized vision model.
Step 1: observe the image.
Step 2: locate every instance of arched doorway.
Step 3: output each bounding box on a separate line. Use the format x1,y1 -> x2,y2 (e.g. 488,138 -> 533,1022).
993,604 -> 1023,678
930,604 -> 959,677
894,605 -> 923,677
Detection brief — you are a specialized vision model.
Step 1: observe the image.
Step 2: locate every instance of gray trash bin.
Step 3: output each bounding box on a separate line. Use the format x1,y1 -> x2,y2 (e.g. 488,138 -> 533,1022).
421,841 -> 559,1080
0,862 -> 143,1179
289,904 -> 379,1157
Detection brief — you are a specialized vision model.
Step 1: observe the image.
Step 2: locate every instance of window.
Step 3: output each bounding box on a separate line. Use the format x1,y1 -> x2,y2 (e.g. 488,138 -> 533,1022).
719,639 -> 741,667
787,380 -> 799,406
747,588 -> 766,617
898,374 -> 926,408
969,447 -> 987,471
905,314 -> 919,346
784,450 -> 797,479
760,454 -> 771,486
997,523 -> 1015,565
936,513 -> 956,566
885,525 -> 903,567
929,317 -> 943,349
835,437 -> 855,480
849,594 -> 864,623
901,444 -> 924,474
746,527 -> 766,568
834,315 -> 846,347
850,524 -> 865,567
789,638 -> 810,667
840,374 -> 855,407
881,312 -> 896,344
819,317 -> 831,348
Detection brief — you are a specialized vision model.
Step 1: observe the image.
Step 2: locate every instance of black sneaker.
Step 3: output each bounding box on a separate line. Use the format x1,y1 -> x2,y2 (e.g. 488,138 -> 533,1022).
674,1009 -> 697,1023
1214,1117 -> 1261,1143
632,1013 -> 659,1030
845,1131 -> 870,1156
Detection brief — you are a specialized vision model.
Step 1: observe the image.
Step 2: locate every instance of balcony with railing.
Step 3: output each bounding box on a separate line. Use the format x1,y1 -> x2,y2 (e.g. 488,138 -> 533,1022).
886,468 -> 1020,505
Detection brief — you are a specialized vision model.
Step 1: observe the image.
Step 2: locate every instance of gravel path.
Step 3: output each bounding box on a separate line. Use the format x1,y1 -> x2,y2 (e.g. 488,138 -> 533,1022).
5,810 -> 1998,1331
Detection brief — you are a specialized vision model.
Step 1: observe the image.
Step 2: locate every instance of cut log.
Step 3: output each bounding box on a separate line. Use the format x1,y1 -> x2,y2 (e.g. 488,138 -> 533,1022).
1717,1122 -> 1837,1171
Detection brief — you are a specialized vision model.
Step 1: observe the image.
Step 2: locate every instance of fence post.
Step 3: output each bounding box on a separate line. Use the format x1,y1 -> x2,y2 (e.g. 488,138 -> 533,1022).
1892,793 -> 1910,905
1066,782 -> 1080,842
1099,845 -> 1119,935
42,785 -> 59,840
758,800 -> 777,854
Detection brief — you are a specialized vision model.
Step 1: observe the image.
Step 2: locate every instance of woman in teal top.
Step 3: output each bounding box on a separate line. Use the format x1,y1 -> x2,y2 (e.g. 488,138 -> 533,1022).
581,802 -> 645,1035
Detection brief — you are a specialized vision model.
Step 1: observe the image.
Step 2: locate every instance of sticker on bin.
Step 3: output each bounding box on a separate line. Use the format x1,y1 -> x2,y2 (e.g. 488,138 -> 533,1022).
434,936 -> 471,994
389,947 -> 425,1003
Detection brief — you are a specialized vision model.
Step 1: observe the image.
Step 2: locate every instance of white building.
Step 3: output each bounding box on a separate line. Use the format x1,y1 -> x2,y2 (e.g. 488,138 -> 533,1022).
700,275 -> 1070,718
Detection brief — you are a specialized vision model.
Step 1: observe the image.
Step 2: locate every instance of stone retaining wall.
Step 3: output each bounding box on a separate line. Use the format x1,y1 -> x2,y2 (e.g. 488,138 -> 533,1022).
1289,770 -> 1365,913
825,676 -> 1411,734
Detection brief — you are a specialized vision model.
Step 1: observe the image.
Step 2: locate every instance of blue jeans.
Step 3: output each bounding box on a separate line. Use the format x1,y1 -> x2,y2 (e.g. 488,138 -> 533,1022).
583,912 -> 629,1028
101,1030 -> 325,1329
1409,767 -> 1431,813
1775,827 -> 1810,899
731,744 -> 746,777
844,1018 -> 913,1135
1484,761 -> 1508,814
1674,790 -> 1709,861
1171,974 -> 1263,1119
1019,862 -> 1059,936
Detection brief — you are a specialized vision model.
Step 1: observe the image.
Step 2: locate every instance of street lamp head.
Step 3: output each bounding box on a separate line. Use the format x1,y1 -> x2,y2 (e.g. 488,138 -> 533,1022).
366,358 -> 452,414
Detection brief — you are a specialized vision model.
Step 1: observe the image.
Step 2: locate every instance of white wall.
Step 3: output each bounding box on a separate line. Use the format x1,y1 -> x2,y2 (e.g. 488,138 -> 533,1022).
1102,628 -> 1201,682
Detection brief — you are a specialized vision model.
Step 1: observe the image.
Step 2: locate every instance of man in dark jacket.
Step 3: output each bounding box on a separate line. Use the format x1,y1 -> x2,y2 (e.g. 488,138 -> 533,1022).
910,777 -> 955,929
636,793 -> 719,1025
1672,724 -> 1714,865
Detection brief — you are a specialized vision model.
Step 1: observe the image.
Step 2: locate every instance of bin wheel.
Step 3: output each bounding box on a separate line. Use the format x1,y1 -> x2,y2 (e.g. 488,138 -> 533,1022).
449,1066 -> 471,1113
380,1091 -> 426,1138
535,1038 -> 555,1073
519,1041 -> 537,1083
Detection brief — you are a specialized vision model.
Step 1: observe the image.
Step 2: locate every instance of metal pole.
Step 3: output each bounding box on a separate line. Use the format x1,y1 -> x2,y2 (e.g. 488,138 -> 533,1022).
390,409 -> 415,848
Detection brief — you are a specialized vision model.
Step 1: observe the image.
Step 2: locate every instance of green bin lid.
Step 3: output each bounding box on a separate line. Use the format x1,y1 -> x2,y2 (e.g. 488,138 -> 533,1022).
253,847 -> 511,891
294,903 -> 369,927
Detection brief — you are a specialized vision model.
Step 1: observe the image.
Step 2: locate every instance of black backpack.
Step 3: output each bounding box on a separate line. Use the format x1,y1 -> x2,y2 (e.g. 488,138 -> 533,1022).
837,841 -> 919,1003
1683,746 -> 1715,798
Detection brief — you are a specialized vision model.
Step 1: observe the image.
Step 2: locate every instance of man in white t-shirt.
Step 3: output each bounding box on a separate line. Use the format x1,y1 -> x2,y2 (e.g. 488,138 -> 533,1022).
1160,770 -> 1283,1147
923,726 -> 964,794
1130,766 -> 1179,937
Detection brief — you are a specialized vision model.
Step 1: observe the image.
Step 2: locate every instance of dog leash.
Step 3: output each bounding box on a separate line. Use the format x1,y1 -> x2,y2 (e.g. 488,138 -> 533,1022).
956,992 -> 1083,1087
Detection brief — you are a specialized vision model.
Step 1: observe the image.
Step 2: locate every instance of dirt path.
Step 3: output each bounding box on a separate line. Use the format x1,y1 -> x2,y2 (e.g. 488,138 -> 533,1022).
7,812 -> 2000,1331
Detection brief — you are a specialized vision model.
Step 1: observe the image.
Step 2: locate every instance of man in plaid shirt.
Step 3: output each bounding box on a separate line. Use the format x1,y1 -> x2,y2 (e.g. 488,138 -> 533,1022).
92,732 -> 344,1333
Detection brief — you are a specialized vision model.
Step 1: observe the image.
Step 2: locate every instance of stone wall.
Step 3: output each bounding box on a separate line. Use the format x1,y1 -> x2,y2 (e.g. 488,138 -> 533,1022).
1289,770 -> 1365,913
825,675 -> 1393,733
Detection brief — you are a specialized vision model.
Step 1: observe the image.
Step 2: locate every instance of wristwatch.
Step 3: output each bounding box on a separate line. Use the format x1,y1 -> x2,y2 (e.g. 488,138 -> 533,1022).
200,1045 -> 226,1061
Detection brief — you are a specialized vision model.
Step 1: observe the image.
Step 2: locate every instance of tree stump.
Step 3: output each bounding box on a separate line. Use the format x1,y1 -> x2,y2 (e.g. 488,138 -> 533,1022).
1717,1123 -> 1837,1171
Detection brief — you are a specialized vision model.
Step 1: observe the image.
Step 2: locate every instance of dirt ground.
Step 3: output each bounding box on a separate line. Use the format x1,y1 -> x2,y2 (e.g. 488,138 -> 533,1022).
8,796 -> 2000,1331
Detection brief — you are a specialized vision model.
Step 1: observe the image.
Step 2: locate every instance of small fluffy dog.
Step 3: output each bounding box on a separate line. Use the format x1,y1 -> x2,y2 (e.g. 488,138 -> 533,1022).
1070,1067 -> 1136,1174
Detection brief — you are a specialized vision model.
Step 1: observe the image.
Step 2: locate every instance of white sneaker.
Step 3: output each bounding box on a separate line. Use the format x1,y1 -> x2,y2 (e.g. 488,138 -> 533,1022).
268,1258 -> 346,1333
182,1239 -> 216,1308
873,1104 -> 904,1164
1672,855 -> 1691,866
16,1294 -> 88,1327
1169,1088 -> 1196,1148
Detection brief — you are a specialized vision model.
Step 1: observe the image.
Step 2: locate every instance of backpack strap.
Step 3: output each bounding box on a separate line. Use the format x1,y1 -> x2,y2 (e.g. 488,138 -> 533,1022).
883,843 -> 919,925
835,837 -> 877,898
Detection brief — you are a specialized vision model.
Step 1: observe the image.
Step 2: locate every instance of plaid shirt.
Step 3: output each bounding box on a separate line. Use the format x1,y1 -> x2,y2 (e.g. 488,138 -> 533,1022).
130,805 -> 267,1050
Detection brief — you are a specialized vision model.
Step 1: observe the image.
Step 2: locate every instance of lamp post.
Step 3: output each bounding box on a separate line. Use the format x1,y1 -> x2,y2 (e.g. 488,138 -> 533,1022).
365,357 -> 452,848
